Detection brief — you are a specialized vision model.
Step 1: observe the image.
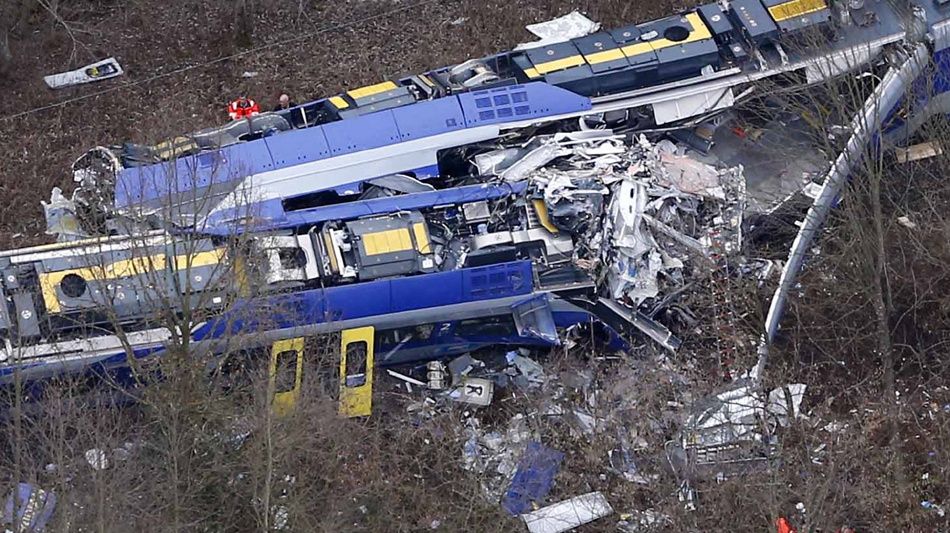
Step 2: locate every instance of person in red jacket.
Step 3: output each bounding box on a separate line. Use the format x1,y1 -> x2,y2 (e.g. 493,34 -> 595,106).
776,517 -> 797,533
227,96 -> 260,120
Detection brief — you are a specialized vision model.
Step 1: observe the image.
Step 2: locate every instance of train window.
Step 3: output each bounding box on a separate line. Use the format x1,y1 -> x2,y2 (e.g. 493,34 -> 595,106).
344,341 -> 368,387
273,350 -> 298,393
455,316 -> 517,337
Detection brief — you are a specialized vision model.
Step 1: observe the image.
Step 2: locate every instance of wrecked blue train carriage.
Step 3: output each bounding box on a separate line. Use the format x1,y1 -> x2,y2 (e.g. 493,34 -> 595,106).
5,0 -> 950,392
72,0 -> 846,229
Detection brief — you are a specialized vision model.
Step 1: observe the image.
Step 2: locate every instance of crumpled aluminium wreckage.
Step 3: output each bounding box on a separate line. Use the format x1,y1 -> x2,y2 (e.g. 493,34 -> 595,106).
2,0 -> 948,430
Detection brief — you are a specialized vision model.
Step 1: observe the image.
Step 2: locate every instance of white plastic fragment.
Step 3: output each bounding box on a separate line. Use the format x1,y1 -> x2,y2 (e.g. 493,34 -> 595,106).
767,383 -> 807,427
42,187 -> 85,242
386,369 -> 427,387
521,491 -> 613,533
896,215 -> 917,229
44,57 -> 123,89
84,448 -> 109,470
515,12 -> 600,50
449,377 -> 494,406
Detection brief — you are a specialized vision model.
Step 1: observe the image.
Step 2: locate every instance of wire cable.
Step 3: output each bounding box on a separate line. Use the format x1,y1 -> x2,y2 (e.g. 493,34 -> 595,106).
1,0 -> 447,123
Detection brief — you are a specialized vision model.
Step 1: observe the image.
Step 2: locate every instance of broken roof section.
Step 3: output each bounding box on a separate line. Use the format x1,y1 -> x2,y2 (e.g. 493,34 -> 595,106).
475,129 -> 747,350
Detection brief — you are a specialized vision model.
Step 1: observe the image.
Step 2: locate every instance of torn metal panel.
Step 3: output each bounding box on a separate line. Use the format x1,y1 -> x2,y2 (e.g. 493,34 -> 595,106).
42,187 -> 86,242
450,377 -> 494,406
2,483 -> 56,532
521,491 -> 613,533
366,174 -> 436,194
652,87 -> 735,125
502,441 -> 564,515
44,57 -> 123,89
515,12 -> 601,51
676,382 -> 807,478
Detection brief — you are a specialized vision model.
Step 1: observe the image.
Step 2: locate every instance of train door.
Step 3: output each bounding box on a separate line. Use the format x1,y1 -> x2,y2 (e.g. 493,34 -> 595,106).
338,326 -> 375,418
269,337 -> 305,417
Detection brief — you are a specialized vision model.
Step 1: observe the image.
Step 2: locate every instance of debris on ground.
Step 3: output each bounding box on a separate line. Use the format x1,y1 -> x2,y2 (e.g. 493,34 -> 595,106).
84,448 -> 110,471
462,414 -> 534,502
617,509 -> 672,532
2,483 -> 56,532
521,491 -> 613,533
671,383 -> 806,480
515,12 -> 600,50
501,441 -> 564,515
895,141 -> 942,163
44,58 -> 124,89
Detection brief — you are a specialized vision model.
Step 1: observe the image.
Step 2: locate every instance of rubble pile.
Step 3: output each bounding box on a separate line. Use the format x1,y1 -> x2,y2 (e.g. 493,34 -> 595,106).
368,331 -> 812,532
526,133 -> 745,310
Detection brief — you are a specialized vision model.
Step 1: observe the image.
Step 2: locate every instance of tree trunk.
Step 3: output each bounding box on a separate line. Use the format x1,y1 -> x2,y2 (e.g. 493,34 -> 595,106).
234,0 -> 254,49
0,27 -> 12,78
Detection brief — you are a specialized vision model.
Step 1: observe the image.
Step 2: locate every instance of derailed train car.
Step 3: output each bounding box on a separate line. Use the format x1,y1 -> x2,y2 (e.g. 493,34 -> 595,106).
2,0 -> 950,410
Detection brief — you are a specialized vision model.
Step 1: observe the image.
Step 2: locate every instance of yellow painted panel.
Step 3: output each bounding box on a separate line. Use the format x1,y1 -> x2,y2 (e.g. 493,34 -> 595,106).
323,231 -> 340,273
271,337 -> 305,418
523,67 -> 541,79
768,0 -> 827,21
621,42 -> 655,58
339,326 -> 375,418
173,249 -> 225,270
533,54 -> 586,75
412,223 -> 431,254
347,81 -> 399,100
362,228 -> 413,256
584,48 -> 626,65
532,199 -> 559,234
153,136 -> 198,160
329,95 -> 349,109
39,254 -> 165,313
622,12 -> 713,58
39,248 -> 225,314
684,12 -> 713,41
233,255 -> 250,297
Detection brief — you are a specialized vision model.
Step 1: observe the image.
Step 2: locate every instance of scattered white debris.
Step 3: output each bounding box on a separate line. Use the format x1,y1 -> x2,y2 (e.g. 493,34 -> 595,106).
617,509 -> 671,532
241,71 -> 259,78
515,12 -> 600,50
521,491 -> 613,533
84,448 -> 109,470
897,215 -> 917,229
896,141 -> 942,163
44,57 -> 123,89
42,187 -> 84,242
449,377 -> 494,406
273,505 -> 289,529
387,369 -> 427,387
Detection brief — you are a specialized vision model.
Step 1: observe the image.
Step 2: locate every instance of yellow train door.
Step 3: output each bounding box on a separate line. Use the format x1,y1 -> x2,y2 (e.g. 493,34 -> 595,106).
269,337 -> 305,417
338,326 -> 375,418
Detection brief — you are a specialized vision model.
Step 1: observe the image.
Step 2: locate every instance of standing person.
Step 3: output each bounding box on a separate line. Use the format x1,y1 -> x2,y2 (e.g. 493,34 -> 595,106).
227,96 -> 260,120
272,93 -> 296,111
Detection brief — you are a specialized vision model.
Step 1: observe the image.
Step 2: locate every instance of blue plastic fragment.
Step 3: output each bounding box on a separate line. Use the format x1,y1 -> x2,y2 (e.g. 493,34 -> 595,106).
501,441 -> 564,516
2,483 -> 56,532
